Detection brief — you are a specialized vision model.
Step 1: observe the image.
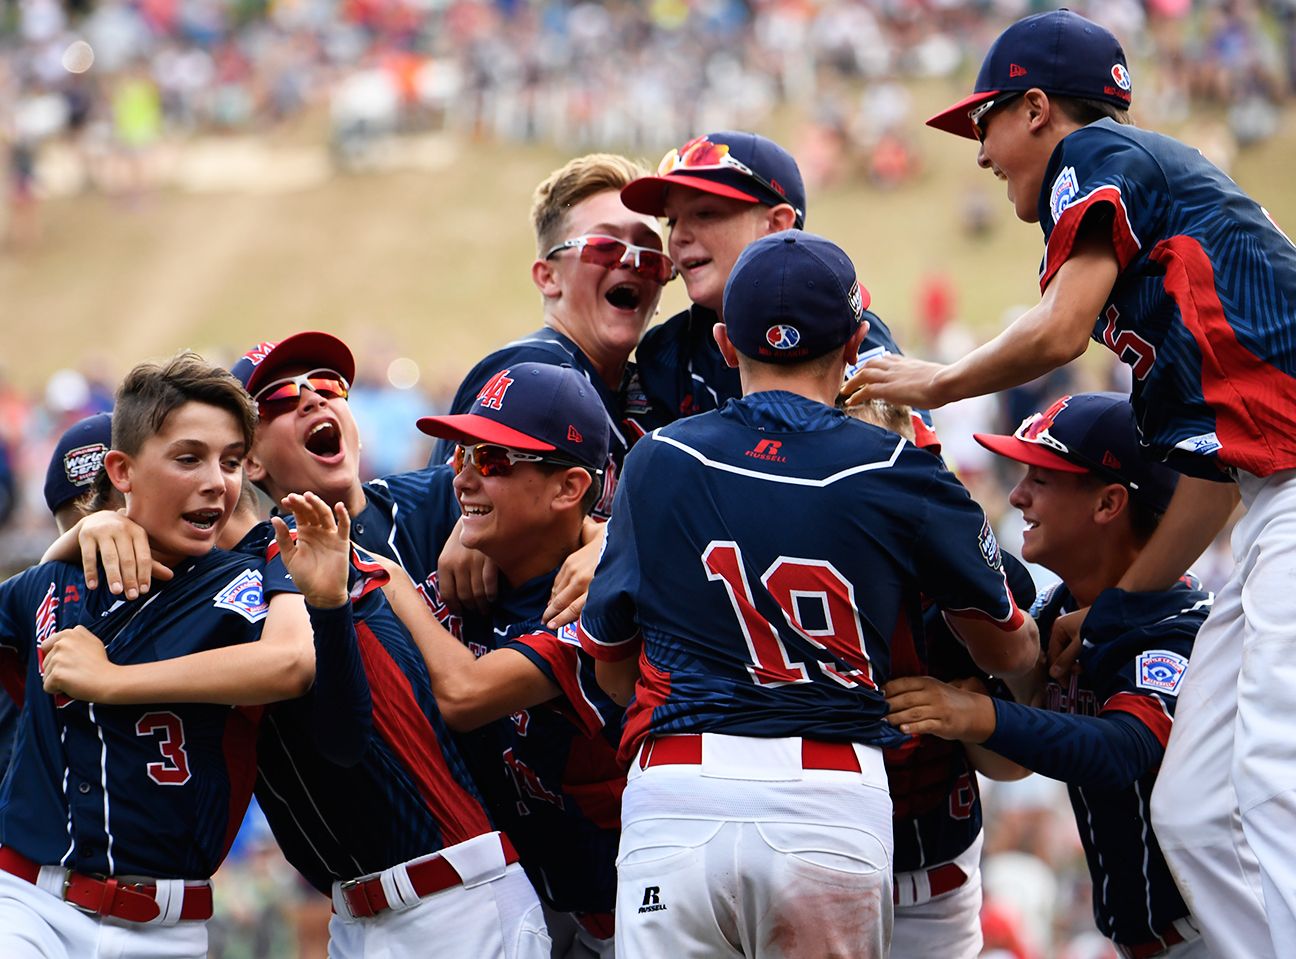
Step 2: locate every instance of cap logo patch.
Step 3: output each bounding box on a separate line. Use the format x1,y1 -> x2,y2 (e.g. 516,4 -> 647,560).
1111,63 -> 1132,91
567,425 -> 583,443
1137,650 -> 1188,694
213,569 -> 269,623
1049,166 -> 1080,223
242,341 -> 279,367
1021,395 -> 1072,440
64,442 -> 107,487
847,280 -> 864,321
1009,63 -> 1028,78
476,369 -> 515,411
769,177 -> 787,198
766,325 -> 801,350
1102,450 -> 1122,470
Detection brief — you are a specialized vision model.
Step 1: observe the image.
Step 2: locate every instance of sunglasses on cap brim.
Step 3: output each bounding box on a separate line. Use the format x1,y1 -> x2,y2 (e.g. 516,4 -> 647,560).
1013,412 -> 1140,491
658,135 -> 803,220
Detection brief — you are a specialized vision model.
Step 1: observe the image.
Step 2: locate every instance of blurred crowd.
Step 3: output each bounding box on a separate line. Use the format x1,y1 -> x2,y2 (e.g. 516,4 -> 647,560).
2,0 -> 1295,229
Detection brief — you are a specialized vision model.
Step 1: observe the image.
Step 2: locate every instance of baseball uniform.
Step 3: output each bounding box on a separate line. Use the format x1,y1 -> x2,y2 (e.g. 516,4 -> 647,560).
980,580 -> 1212,957
1036,117 -> 1296,958
579,391 -> 1025,958
0,548 -> 290,958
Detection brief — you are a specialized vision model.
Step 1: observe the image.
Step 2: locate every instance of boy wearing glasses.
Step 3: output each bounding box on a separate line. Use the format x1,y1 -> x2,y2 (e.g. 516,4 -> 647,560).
389,362 -> 627,958
886,392 -> 1210,958
846,10 -> 1296,955
579,231 -> 1039,958
429,154 -> 672,522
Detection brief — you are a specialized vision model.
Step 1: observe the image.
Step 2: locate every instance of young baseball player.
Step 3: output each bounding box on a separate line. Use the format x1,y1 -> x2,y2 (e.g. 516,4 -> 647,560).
429,154 -> 672,523
0,353 -> 321,959
44,412 -> 117,535
887,391 -> 1211,958
578,230 -> 1040,958
48,338 -> 554,959
392,362 -> 627,957
848,11 -> 1296,956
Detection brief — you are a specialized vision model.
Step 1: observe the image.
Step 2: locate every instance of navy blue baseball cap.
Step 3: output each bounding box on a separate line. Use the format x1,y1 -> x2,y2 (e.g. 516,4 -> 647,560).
723,230 -> 868,364
45,412 -> 112,514
416,363 -> 610,472
230,331 -> 355,396
621,131 -> 806,228
928,9 -> 1132,140
975,392 -> 1178,512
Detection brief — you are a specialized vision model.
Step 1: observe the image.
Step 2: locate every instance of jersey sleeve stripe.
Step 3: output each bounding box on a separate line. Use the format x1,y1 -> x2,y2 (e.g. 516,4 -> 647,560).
576,619 -> 642,662
1041,185 -> 1141,291
1101,691 -> 1173,749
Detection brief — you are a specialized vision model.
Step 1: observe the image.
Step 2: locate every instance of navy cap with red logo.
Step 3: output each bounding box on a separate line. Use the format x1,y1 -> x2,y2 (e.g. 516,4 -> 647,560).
416,363 -> 610,472
723,230 -> 868,365
44,411 -> 112,514
928,9 -> 1132,140
974,392 -> 1178,512
621,131 -> 806,228
230,331 -> 356,397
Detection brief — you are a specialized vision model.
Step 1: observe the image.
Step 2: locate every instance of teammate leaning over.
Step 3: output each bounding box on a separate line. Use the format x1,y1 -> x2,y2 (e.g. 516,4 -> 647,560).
846,12 -> 1296,955
579,231 -> 1039,958
390,363 -> 626,957
887,392 -> 1210,958
0,354 -> 316,959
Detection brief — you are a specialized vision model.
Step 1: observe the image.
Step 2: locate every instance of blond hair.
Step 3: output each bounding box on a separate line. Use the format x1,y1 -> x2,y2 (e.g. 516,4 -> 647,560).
846,399 -> 916,441
530,154 -> 650,254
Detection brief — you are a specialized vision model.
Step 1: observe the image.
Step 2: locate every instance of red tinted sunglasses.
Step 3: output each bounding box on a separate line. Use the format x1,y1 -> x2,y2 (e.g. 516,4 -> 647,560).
544,234 -> 675,285
453,442 -> 596,478
253,369 -> 350,420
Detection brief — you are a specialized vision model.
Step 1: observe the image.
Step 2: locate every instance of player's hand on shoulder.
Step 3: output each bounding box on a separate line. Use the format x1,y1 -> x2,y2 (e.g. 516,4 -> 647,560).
437,521 -> 497,615
273,492 -> 351,609
884,675 -> 997,743
544,523 -> 605,628
1047,607 -> 1089,680
41,625 -> 121,702
841,353 -> 949,411
77,510 -> 173,598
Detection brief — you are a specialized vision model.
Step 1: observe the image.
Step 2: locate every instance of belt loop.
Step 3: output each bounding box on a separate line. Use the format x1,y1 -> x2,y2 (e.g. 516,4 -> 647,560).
379,862 -> 422,912
151,879 -> 185,926
95,877 -> 120,916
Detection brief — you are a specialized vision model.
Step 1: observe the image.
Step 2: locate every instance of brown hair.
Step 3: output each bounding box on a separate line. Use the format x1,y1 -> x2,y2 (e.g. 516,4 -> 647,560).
530,154 -> 650,254
111,351 -> 256,457
1050,94 -> 1132,128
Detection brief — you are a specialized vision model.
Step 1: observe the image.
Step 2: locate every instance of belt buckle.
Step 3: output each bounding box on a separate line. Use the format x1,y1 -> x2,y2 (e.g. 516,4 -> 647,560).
339,877 -> 375,919
62,871 -> 105,916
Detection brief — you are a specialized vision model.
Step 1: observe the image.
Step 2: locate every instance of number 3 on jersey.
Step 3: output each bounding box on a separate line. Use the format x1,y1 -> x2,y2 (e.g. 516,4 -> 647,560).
136,711 -> 192,786
703,541 -> 874,690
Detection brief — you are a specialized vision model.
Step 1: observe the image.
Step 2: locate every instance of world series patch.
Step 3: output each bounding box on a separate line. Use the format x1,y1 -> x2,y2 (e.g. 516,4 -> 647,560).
1050,165 -> 1080,223
1136,650 -> 1188,694
978,518 -> 1003,570
213,568 -> 269,623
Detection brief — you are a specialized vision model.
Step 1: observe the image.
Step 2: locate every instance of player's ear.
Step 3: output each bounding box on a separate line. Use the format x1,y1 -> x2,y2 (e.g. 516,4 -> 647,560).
713,323 -> 741,369
1093,482 -> 1129,526
103,450 -> 133,494
765,204 -> 797,234
1025,88 -> 1051,131
532,257 -> 562,300
244,451 -> 268,488
552,467 -> 592,513
844,321 -> 871,362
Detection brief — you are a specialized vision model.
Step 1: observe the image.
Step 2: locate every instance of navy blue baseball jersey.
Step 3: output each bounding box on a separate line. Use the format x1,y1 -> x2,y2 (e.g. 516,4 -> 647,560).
1039,119 -> 1296,479
253,541 -> 497,894
353,464 -> 471,638
579,391 -> 1023,763
429,329 -> 631,518
984,580 -> 1210,946
0,550 -> 290,879
460,570 -> 624,915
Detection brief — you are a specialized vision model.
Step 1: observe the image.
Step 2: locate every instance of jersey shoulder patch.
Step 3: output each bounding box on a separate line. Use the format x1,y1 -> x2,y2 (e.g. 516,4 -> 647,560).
1050,165 -> 1080,223
213,568 -> 269,623
978,518 -> 1003,570
1136,649 -> 1189,694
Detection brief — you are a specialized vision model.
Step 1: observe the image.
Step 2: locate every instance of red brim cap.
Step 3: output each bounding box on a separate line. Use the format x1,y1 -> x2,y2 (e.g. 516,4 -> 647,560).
416,413 -> 557,452
620,174 -> 761,217
244,331 -> 356,395
926,90 -> 1000,140
973,432 -> 1089,473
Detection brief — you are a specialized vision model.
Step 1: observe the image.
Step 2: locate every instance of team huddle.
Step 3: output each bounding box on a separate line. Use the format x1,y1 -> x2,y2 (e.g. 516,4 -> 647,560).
3,10 -> 1295,959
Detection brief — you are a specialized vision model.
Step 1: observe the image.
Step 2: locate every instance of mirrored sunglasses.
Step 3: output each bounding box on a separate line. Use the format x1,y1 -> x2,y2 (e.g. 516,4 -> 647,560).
543,234 -> 675,285
453,442 -> 597,478
253,368 -> 350,420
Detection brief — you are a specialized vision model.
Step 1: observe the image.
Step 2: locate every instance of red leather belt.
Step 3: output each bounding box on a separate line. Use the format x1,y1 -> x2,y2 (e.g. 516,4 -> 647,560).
638,734 -> 862,773
341,834 -> 520,919
894,861 -> 968,904
1117,924 -> 1187,959
0,845 -> 213,923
